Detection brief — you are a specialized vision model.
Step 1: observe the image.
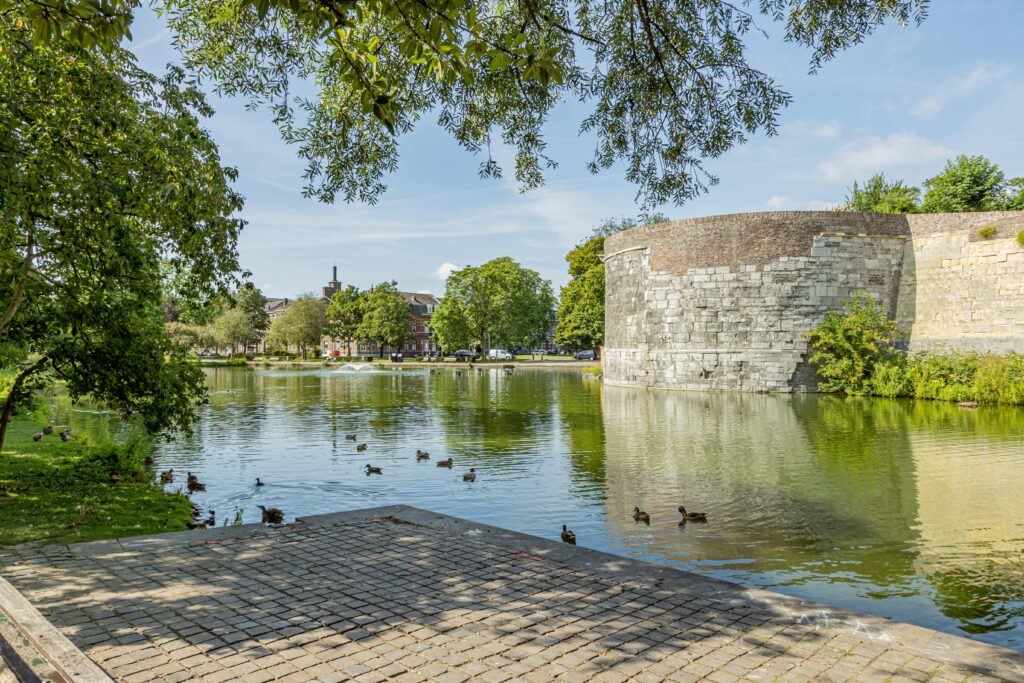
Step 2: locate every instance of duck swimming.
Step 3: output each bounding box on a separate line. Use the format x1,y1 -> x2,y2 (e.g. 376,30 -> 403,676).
463,468 -> 476,481
436,458 -> 453,468
678,506 -> 707,522
633,507 -> 651,523
365,464 -> 383,474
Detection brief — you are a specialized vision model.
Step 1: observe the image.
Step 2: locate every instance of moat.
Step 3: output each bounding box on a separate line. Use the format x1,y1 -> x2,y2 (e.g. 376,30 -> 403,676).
101,366 -> 1024,650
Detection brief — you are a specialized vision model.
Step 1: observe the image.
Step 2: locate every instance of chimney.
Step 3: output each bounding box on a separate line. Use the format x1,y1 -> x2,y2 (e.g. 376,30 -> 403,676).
332,265 -> 338,282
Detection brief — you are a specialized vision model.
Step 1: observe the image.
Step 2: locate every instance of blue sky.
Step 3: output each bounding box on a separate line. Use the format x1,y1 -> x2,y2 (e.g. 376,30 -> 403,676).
127,1 -> 1024,296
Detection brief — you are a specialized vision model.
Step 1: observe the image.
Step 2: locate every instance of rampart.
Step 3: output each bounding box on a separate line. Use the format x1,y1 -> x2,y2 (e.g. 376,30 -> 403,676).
603,211 -> 1024,392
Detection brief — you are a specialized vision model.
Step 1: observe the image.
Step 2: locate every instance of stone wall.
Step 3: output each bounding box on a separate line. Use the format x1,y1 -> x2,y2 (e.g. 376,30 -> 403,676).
897,212 -> 1024,354
604,210 -> 1024,392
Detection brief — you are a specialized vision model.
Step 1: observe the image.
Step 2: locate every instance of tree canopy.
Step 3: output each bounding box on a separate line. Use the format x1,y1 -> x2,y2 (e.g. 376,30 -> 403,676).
844,155 -> 1024,214
430,257 -> 553,352
0,18 -> 244,452
356,282 -> 411,356
266,296 -> 326,358
326,285 -> 366,355
11,0 -> 927,209
556,237 -> 605,350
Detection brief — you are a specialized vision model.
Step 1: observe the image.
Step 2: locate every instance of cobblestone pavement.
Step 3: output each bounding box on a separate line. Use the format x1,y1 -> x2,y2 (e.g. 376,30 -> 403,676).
1,506 -> 1022,683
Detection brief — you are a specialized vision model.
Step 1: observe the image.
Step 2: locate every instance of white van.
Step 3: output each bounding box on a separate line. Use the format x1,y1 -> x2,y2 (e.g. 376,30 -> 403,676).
488,349 -> 513,361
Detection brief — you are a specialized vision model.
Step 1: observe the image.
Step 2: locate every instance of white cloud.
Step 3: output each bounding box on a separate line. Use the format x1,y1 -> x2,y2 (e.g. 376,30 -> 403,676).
764,195 -> 833,211
435,262 -> 459,280
912,63 -> 1013,117
816,133 -> 952,182
812,121 -> 842,139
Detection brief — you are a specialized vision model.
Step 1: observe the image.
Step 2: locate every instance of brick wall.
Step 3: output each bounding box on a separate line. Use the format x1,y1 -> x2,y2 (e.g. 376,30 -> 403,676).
604,210 -> 1024,392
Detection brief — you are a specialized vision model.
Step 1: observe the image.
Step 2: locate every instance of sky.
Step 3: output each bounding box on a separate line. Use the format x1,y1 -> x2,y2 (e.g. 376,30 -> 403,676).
126,1 -> 1024,297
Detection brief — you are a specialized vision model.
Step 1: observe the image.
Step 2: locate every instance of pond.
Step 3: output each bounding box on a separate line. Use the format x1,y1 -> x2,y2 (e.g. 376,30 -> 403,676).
149,366 -> 1024,651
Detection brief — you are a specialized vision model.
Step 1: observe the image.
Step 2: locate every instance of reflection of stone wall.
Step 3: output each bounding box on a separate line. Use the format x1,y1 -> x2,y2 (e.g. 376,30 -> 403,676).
605,211 -> 1024,392
599,386 -> 921,575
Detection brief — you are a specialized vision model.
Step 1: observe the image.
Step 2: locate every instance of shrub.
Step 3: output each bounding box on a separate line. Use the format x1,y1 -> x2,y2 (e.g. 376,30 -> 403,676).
1017,230 -> 1024,247
904,353 -> 979,401
868,360 -> 912,398
978,225 -> 997,239
972,354 -> 1024,404
805,292 -> 902,395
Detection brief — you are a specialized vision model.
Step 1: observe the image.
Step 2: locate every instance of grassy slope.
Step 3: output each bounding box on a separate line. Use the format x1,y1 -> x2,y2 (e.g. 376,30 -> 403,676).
0,416 -> 193,546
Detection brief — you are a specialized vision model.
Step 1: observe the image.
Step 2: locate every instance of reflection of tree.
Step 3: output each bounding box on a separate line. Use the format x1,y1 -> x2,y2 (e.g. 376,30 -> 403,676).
425,369 -> 556,467
554,374 -> 605,487
926,564 -> 1024,636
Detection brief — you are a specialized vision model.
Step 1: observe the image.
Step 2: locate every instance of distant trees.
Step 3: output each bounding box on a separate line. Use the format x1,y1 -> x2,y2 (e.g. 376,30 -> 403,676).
845,155 -> 1024,214
356,283 -> 411,358
266,296 -> 326,359
430,258 -> 554,353
556,238 -> 606,352
591,213 -> 671,237
326,286 -> 366,357
844,174 -> 920,214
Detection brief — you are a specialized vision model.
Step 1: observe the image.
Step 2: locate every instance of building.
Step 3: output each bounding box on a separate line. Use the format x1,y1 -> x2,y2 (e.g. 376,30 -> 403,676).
349,292 -> 440,357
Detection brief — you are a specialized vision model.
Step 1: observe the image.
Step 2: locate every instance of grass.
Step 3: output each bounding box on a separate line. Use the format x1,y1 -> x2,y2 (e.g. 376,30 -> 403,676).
0,413 -> 193,546
978,224 -> 998,240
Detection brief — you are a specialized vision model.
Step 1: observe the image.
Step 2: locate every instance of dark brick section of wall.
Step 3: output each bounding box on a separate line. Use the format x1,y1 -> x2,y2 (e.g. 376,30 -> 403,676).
605,212 -> 909,276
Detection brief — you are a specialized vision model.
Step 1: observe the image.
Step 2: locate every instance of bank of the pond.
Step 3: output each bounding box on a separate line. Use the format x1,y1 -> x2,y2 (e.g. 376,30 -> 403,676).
201,358 -> 595,369
0,416 -> 193,546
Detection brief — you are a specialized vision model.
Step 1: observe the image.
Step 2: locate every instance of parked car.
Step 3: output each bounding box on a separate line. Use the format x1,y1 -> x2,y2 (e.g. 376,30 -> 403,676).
574,350 -> 596,361
454,349 -> 477,360
488,349 -> 513,361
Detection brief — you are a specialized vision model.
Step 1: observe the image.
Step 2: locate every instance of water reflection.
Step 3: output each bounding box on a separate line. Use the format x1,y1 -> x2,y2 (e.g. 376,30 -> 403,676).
148,367 -> 1024,650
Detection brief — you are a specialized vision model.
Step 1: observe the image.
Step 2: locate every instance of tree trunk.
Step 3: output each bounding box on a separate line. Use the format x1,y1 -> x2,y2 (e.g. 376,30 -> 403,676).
0,355 -> 49,454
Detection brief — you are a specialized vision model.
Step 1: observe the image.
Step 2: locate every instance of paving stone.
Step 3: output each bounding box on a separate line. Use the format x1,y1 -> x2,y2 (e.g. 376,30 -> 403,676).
0,509 -> 1020,683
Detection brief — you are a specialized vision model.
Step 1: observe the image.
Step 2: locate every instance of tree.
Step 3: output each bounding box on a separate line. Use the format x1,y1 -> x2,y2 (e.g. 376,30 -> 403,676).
591,213 -> 670,237
921,155 -> 1008,213
265,296 -> 326,359
431,258 -> 554,352
556,237 -> 606,351
356,283 -> 411,357
142,0 -> 925,209
235,284 -> 270,346
845,173 -> 920,214
212,308 -> 260,355
0,19 -> 244,453
326,285 -> 365,356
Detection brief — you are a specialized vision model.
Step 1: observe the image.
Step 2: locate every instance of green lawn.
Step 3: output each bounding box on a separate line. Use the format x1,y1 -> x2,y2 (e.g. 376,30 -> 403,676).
0,416 -> 193,546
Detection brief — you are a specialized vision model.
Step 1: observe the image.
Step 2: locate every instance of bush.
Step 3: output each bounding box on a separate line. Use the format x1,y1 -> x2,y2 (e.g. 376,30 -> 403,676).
1017,230 -> 1024,247
805,292 -> 902,395
978,225 -> 997,239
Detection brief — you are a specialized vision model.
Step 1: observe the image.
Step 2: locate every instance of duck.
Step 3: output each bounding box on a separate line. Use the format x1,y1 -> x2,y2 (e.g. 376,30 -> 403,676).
59,430 -> 70,442
678,506 -> 707,522
144,454 -> 155,466
255,477 -> 265,487
203,509 -> 216,527
436,458 -> 453,468
188,480 -> 206,492
32,432 -> 43,442
633,507 -> 651,524
345,434 -> 357,440
463,468 -> 476,481
356,443 -> 368,451
160,469 -> 174,483
416,450 -> 430,460
258,505 -> 284,524
42,425 -> 54,435
561,524 -> 576,545
365,464 -> 383,474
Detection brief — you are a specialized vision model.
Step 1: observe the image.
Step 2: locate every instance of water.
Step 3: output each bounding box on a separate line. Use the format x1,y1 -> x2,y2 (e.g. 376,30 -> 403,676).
147,366 -> 1024,650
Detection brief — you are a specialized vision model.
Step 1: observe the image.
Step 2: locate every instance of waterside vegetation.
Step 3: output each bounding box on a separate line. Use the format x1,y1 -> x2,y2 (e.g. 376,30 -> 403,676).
807,294 -> 1024,405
